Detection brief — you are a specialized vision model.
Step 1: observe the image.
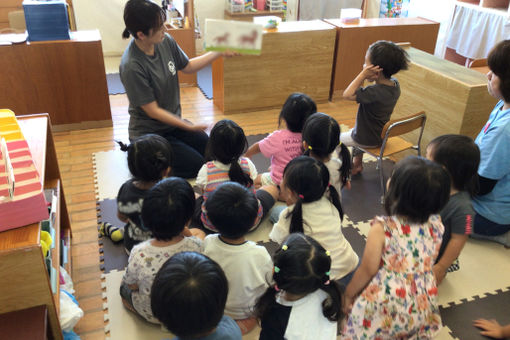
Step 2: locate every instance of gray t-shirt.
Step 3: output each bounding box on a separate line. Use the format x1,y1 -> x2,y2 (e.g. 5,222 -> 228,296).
436,191 -> 474,262
351,78 -> 401,146
119,33 -> 189,140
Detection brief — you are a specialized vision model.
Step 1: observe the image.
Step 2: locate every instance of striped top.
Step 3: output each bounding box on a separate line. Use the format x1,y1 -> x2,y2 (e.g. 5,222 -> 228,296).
196,158 -> 263,232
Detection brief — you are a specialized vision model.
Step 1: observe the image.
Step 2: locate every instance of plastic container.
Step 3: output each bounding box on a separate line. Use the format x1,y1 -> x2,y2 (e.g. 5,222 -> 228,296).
23,0 -> 70,42
340,8 -> 362,24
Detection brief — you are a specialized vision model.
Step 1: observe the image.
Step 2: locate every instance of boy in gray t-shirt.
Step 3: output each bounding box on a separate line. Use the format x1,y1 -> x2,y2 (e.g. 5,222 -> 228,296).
340,40 -> 409,175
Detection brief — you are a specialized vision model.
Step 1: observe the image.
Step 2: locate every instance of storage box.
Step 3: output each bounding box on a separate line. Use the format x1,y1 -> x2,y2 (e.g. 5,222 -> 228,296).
23,0 -> 70,42
226,0 -> 245,13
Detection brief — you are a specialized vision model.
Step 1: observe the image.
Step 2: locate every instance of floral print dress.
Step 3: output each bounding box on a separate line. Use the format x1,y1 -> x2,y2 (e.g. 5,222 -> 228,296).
342,215 -> 444,339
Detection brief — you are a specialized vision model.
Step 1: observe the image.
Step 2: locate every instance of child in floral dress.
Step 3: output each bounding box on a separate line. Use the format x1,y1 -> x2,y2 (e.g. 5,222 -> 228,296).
341,156 -> 451,339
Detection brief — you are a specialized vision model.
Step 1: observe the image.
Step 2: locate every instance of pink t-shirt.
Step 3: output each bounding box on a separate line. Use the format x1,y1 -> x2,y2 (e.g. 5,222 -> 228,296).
259,129 -> 302,185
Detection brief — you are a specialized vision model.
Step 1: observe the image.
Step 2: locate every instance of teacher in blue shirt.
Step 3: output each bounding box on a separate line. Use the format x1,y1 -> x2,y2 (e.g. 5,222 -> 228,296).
471,39 -> 510,247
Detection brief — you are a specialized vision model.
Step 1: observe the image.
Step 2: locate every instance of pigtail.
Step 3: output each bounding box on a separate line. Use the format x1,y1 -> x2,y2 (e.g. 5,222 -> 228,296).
288,197 -> 304,234
116,140 -> 130,152
253,285 -> 279,321
328,185 -> 344,221
466,172 -> 480,198
122,28 -> 131,39
228,158 -> 253,187
320,280 -> 344,322
338,143 -> 351,186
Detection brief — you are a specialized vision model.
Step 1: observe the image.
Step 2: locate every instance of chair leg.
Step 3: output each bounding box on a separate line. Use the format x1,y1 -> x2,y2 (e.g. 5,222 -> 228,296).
378,157 -> 385,204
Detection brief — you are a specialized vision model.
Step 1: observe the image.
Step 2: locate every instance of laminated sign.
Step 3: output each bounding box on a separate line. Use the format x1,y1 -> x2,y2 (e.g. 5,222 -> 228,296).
205,19 -> 263,55
0,109 -> 49,231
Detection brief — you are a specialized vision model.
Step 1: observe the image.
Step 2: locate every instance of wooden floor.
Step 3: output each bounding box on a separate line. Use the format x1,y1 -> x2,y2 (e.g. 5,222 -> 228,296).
55,87 -> 358,339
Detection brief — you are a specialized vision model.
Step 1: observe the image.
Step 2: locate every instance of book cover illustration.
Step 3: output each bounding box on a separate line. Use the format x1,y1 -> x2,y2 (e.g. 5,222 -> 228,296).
0,109 -> 49,232
204,19 -> 263,55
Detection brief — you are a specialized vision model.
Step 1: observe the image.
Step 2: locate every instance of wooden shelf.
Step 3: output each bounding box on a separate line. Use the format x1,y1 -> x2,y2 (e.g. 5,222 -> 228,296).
224,9 -> 284,21
0,113 -> 71,340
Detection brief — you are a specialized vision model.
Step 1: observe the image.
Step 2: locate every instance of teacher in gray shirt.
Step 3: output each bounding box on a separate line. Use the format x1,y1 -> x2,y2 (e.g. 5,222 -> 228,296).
120,0 -> 221,178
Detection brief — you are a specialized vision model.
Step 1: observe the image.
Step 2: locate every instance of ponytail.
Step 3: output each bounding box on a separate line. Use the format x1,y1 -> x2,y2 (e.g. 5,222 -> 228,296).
116,140 -> 130,152
228,158 -> 253,187
253,285 -> 279,320
122,28 -> 131,39
319,280 -> 344,322
288,196 -> 304,234
338,143 -> 351,187
328,184 -> 344,221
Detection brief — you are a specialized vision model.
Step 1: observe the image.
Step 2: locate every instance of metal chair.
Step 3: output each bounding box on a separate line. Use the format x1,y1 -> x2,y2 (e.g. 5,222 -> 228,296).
358,111 -> 427,203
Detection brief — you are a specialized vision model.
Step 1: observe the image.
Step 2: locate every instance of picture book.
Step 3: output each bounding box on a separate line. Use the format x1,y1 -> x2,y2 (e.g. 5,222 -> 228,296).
204,19 -> 263,55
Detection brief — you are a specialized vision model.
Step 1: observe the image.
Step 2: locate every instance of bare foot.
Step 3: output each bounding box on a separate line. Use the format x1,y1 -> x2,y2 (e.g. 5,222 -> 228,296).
351,164 -> 363,175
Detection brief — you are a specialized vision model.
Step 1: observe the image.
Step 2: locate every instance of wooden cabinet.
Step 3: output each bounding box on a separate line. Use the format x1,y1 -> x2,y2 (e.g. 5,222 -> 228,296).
0,114 -> 72,340
212,20 -> 336,114
166,0 -> 196,85
0,30 -> 112,131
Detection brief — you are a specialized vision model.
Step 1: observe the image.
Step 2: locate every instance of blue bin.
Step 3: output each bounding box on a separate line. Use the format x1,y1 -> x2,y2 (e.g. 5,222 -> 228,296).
23,0 -> 71,42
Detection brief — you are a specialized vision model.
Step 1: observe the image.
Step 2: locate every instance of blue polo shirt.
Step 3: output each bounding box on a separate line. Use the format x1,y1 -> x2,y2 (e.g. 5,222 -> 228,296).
473,100 -> 510,225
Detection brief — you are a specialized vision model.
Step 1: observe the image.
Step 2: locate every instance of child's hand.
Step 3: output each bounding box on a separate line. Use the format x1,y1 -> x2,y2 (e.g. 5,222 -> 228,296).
343,295 -> 354,315
343,180 -> 352,190
432,264 -> 446,285
361,64 -> 382,81
473,319 -> 505,338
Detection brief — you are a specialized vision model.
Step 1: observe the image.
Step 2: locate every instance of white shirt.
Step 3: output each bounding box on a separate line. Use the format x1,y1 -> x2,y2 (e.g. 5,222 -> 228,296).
323,151 -> 343,201
278,289 -> 337,340
269,196 -> 358,280
203,234 -> 273,319
122,237 -> 203,323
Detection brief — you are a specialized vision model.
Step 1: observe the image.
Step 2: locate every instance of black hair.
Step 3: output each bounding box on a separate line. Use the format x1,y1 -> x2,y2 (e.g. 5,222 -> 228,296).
122,0 -> 166,39
283,156 -> 344,234
205,119 -> 252,187
428,134 -> 480,197
278,93 -> 317,133
488,39 -> 510,102
151,252 -> 228,338
384,156 -> 450,224
117,134 -> 172,182
141,177 -> 195,240
368,40 -> 410,79
254,233 -> 344,323
302,112 -> 352,186
205,182 -> 259,239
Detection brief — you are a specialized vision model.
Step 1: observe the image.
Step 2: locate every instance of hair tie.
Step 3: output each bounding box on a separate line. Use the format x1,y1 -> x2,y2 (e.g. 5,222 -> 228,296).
282,245 -> 288,251
274,266 -> 280,273
298,194 -> 304,199
324,280 -> 330,286
325,250 -> 331,256
274,284 -> 280,292
308,145 -> 312,150
339,141 -> 342,146
325,271 -> 331,276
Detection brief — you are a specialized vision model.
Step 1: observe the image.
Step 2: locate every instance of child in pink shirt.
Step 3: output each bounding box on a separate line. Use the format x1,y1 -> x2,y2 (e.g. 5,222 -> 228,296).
245,93 -> 316,187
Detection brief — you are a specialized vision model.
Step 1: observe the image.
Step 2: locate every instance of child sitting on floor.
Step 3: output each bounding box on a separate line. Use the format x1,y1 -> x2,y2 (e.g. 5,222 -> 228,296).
342,156 -> 450,339
100,134 -> 173,253
254,233 -> 345,339
203,182 -> 273,334
195,119 -> 278,232
340,40 -> 409,175
245,92 -> 316,188
120,177 -> 205,324
426,134 -> 480,284
269,156 -> 358,285
151,251 -> 242,339
302,112 -> 352,195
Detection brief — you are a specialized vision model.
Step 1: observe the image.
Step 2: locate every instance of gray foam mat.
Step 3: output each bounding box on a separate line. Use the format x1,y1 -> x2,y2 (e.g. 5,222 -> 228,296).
106,73 -> 126,95
247,133 -> 270,173
197,64 -> 213,99
440,288 -> 510,340
97,198 -> 129,273
342,159 -> 394,223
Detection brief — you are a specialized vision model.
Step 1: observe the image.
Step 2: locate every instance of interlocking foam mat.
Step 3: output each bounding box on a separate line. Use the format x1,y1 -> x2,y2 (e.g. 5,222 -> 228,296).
94,137 -> 510,339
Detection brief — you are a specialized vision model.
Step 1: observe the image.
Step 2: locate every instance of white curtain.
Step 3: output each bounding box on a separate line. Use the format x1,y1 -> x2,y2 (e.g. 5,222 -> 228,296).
299,0 -> 363,20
